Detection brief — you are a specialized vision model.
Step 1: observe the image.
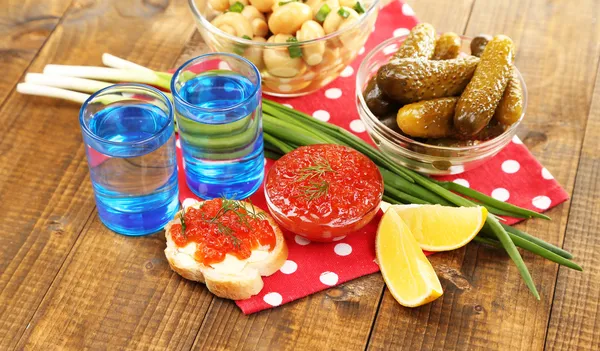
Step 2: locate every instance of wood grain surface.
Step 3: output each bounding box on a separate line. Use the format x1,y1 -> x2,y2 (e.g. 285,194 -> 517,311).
0,0 -> 598,350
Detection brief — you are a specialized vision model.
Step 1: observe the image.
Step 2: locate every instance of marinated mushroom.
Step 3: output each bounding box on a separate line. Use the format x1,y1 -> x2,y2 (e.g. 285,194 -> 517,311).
249,0 -> 275,12
211,12 -> 254,38
209,0 -> 230,12
296,20 -> 326,66
263,34 -> 306,78
268,2 -> 313,35
322,6 -> 360,34
241,5 -> 269,37
244,36 -> 266,70
307,0 -> 340,19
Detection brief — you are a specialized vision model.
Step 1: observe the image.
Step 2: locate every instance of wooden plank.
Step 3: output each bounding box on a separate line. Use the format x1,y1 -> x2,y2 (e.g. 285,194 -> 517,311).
404,0 -> 475,34
0,0 -> 73,106
545,62 -> 600,351
367,0 -> 600,349
18,216 -> 214,350
188,1 -> 474,350
0,0 -> 197,349
193,274 -> 384,351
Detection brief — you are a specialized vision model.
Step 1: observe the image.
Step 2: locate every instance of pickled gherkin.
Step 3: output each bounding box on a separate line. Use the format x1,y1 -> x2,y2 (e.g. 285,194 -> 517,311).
494,67 -> 524,126
377,56 -> 479,104
363,76 -> 397,117
394,23 -> 436,59
396,97 -> 458,138
454,35 -> 515,136
433,32 -> 461,60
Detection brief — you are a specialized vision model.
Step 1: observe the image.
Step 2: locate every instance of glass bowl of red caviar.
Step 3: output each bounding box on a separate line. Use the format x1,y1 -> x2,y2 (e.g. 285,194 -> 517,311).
264,144 -> 384,242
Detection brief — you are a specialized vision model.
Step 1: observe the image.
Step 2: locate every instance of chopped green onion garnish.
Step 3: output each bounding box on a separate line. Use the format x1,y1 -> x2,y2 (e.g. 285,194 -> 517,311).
353,1 -> 365,14
278,0 -> 296,5
229,1 -> 244,12
337,8 -> 350,18
286,37 -> 302,58
242,35 -> 252,40
315,4 -> 331,22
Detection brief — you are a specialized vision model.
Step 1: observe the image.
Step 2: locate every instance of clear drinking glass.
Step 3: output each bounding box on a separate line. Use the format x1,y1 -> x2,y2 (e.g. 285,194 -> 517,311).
171,53 -> 264,199
79,84 -> 179,236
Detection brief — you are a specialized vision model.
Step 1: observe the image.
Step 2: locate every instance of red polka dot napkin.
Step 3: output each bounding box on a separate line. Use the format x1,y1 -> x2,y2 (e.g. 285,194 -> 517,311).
174,0 -> 569,314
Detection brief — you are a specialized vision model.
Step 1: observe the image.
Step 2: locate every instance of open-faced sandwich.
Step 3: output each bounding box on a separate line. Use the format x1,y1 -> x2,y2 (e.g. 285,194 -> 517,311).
164,198 -> 288,300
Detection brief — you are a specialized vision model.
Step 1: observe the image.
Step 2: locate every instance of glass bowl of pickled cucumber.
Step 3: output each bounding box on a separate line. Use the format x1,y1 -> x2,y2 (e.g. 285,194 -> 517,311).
356,27 -> 526,175
189,0 -> 379,97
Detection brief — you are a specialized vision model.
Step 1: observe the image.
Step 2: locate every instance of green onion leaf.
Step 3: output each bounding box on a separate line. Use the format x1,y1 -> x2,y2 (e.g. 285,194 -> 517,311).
286,36 -> 302,58
316,4 -> 332,22
242,35 -> 252,40
353,1 -> 365,13
229,1 -> 244,12
337,7 -> 350,18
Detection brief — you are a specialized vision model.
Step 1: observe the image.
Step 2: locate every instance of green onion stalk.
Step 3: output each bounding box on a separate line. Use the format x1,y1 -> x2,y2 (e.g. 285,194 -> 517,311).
15,54 -> 582,298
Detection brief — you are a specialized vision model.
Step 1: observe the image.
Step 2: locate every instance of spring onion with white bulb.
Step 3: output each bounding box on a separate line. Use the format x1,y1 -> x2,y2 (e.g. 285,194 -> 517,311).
15,54 -> 582,299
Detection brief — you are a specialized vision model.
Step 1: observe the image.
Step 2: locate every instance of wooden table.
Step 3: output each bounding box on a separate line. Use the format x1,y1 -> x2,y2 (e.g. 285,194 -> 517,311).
1,0 -> 599,349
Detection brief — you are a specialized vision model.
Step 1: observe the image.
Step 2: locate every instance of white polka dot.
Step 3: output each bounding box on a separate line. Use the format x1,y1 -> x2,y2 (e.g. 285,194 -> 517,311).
319,271 -> 339,286
383,44 -> 398,55
402,3 -> 415,16
332,235 -> 346,241
176,139 -> 181,148
542,167 -> 554,180
294,235 -> 311,245
280,260 -> 298,274
182,198 -> 198,209
325,88 -> 342,99
452,178 -> 470,188
263,292 -> 283,306
340,66 -> 354,77
359,47 -> 365,55
393,28 -> 410,37
218,61 -> 231,70
312,110 -> 330,122
282,103 -> 293,108
278,84 -> 292,92
334,243 -> 352,256
512,135 -> 523,144
491,188 -> 510,202
501,160 -> 520,174
349,119 -> 366,133
532,196 -> 552,210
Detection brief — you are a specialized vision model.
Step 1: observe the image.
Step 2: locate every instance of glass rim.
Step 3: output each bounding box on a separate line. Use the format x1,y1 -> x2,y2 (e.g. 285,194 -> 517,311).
170,53 -> 261,113
188,0 -> 381,48
79,83 -> 174,147
356,35 -> 528,152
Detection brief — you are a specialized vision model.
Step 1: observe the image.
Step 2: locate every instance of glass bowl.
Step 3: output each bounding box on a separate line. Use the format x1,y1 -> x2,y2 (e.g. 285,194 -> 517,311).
264,144 -> 383,242
356,35 -> 527,175
189,0 -> 379,97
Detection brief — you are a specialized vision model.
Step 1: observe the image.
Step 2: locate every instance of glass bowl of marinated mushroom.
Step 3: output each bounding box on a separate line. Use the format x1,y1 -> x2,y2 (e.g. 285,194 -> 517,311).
356,24 -> 527,175
189,0 -> 379,96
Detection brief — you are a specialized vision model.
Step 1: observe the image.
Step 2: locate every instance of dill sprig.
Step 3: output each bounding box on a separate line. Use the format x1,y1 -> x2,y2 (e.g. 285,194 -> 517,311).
216,222 -> 241,248
298,180 -> 330,202
294,156 -> 335,183
294,155 -> 336,201
179,209 -> 187,236
207,198 -> 267,245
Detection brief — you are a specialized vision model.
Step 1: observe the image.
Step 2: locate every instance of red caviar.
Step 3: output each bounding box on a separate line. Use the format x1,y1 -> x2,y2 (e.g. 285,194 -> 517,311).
169,199 -> 276,265
265,144 -> 383,241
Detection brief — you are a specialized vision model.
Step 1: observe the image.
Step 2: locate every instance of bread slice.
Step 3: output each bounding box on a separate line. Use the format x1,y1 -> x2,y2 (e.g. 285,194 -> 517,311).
164,199 -> 288,300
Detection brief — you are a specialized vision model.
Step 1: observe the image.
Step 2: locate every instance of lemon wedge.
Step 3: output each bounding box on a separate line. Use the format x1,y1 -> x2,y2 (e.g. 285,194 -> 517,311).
376,209 -> 443,307
391,204 -> 487,252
